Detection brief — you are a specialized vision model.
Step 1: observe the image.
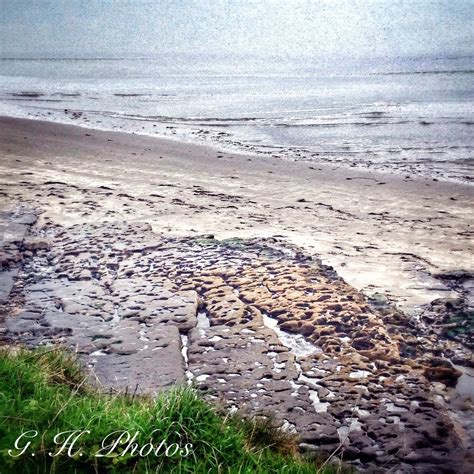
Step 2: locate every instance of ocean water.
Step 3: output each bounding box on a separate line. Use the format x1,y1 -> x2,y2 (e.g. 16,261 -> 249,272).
1,55 -> 473,182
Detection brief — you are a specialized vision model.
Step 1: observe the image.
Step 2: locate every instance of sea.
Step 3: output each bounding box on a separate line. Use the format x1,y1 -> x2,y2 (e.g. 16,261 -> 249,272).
0,54 -> 472,183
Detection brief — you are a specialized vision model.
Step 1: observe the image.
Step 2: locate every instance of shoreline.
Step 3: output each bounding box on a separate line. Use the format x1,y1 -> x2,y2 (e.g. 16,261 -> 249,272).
1,115 -> 473,313
3,106 -> 473,186
0,117 -> 474,311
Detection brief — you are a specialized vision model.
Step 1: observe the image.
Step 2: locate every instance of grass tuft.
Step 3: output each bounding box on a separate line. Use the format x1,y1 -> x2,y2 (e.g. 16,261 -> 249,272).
230,414 -> 299,457
0,347 -> 339,473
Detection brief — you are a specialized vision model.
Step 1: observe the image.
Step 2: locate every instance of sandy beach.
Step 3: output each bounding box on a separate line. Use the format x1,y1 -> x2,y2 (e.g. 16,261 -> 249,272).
1,116 -> 473,310
1,116 -> 474,471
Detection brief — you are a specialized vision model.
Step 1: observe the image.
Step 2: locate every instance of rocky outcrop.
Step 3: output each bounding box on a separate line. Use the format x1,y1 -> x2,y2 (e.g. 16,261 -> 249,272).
0,205 -> 39,340
2,215 -> 471,472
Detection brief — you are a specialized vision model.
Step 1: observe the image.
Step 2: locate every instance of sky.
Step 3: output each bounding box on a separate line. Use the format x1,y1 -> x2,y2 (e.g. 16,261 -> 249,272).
0,0 -> 472,60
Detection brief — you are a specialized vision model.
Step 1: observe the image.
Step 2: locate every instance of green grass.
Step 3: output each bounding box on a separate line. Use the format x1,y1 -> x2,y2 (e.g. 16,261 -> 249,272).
0,347 -> 340,473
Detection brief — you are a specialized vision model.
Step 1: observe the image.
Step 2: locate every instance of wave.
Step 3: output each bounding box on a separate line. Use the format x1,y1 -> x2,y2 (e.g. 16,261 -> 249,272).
10,91 -> 44,97
0,57 -> 141,61
380,69 -> 474,76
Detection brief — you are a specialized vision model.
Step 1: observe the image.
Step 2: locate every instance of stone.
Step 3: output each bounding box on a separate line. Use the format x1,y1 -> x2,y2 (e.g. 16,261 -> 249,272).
1,216 -> 468,473
0,270 -> 17,302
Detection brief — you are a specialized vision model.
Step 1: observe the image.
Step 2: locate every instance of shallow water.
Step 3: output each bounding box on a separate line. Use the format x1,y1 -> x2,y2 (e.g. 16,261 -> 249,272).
262,313 -> 320,358
1,55 -> 472,182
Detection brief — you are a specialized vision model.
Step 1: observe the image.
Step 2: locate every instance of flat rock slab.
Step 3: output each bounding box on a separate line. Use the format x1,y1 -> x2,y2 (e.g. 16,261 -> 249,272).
92,322 -> 184,393
2,218 -> 472,472
0,270 -> 17,303
0,205 -> 38,339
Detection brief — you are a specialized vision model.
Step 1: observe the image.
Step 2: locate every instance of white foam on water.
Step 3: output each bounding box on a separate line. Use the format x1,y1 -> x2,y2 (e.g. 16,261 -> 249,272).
1,57 -> 472,184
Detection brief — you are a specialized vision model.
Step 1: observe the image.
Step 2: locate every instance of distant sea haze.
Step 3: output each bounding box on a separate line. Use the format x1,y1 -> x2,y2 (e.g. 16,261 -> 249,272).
0,54 -> 472,183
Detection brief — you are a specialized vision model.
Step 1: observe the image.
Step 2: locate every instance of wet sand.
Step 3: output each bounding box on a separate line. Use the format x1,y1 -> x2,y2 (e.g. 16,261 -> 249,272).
1,116 -> 472,312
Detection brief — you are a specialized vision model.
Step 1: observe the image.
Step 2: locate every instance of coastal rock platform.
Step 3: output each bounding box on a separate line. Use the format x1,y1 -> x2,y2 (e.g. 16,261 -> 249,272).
2,204 -> 472,473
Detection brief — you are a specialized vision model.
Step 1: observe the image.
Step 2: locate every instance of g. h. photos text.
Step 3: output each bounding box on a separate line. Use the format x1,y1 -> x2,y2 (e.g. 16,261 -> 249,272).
9,429 -> 193,459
